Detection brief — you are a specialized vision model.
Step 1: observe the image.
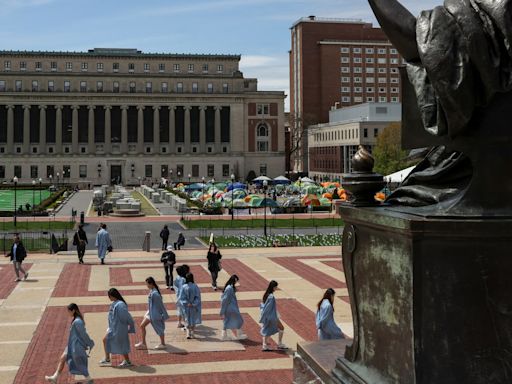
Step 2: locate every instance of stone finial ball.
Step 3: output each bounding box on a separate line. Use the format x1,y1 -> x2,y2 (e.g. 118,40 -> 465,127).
351,145 -> 375,172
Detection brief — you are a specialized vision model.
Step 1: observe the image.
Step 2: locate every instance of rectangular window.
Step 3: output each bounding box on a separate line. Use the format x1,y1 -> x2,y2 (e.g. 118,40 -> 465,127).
366,77 -> 375,83
20,61 -> 27,70
80,81 -> 87,92
374,128 -> 379,137
365,58 -> 374,64
257,141 -> 269,152
391,97 -> 399,102
341,77 -> 350,83
129,82 -> 136,93
353,67 -> 362,73
207,83 -> 213,93
379,96 -> 388,102
128,63 -> 135,72
341,57 -> 349,63
354,77 -> 362,83
46,165 -> 54,178
159,63 -> 165,72
81,62 -> 88,71
259,164 -> 267,176
342,96 -> 351,102
257,104 -> 269,115
113,62 -> 119,72
14,165 -> 21,178
367,96 -> 374,102
365,48 -> 374,54
146,82 -> 152,93
64,80 -> 71,92
15,80 -> 22,92
0,166 -> 4,178
79,165 -> 87,178
161,82 -> 168,93
391,77 -> 399,83
192,83 -> 198,93
217,64 -> 223,73
222,83 -> 229,93
378,68 -> 387,74
176,164 -> 184,178
354,87 -> 362,93
341,47 -> 349,53
192,164 -> 199,178
113,81 -> 119,93
391,87 -> 399,93
48,80 -> 54,92
378,58 -> 387,64
144,63 -> 150,72
176,82 -> 183,93
97,62 -> 104,71
32,80 -> 39,91
390,68 -> 398,74
341,67 -> 350,73
353,57 -> 362,63
202,64 -> 208,73
173,64 -> 180,72
30,165 -> 38,178
63,165 -> 71,178
341,87 -> 350,93
222,164 -> 229,177
378,48 -> 387,54
51,61 -> 57,71
0,80 -> 5,92
353,47 -> 361,53
188,64 -> 194,72
35,61 -> 42,71
4,60 -> 11,70
390,48 -> 398,54
66,62 -> 73,71
390,58 -> 399,64
364,128 -> 368,138
207,164 -> 214,177
96,81 -> 103,92
366,87 -> 374,92
145,164 -> 152,178
378,78 -> 387,83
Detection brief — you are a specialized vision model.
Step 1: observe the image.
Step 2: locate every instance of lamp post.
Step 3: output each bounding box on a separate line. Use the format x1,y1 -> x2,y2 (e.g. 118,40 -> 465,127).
32,180 -> 36,214
169,169 -> 173,187
131,163 -> 135,178
231,173 -> 235,221
177,171 -> 181,183
38,178 -> 42,206
187,173 -> 191,196
263,179 -> 268,237
56,172 -> 60,187
201,176 -> 205,200
13,176 -> 18,227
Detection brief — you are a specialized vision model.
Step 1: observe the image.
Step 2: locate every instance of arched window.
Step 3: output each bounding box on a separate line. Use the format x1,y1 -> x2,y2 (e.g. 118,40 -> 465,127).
256,123 -> 269,152
257,124 -> 269,137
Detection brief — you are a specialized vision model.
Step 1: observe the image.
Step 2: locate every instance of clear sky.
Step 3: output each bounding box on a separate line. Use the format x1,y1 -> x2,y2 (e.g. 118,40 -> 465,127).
1,0 -> 440,110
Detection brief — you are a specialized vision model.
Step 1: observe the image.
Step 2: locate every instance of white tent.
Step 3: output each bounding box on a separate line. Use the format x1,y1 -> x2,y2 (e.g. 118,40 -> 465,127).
384,166 -> 416,183
253,176 -> 272,182
299,177 -> 315,183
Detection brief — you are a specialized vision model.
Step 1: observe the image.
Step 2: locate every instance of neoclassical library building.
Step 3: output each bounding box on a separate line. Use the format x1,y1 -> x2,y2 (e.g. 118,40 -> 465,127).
0,48 -> 286,185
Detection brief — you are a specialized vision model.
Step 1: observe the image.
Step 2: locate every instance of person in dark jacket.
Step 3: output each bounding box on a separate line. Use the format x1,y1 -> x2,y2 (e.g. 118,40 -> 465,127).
5,235 -> 28,282
174,233 -> 185,250
207,243 -> 222,291
159,225 -> 170,250
73,224 -> 88,264
160,245 -> 176,289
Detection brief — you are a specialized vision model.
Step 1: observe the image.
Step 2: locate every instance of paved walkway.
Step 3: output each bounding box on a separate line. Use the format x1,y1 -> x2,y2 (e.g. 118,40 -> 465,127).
55,190 -> 93,217
0,247 -> 350,384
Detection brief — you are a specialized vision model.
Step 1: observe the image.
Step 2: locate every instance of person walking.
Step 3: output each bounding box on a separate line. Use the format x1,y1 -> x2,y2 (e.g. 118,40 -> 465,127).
73,224 -> 88,264
174,232 -> 185,250
135,277 -> 169,350
159,225 -> 170,250
45,303 -> 94,384
316,288 -> 344,340
173,265 -> 190,329
95,223 -> 112,265
207,243 -> 222,291
179,272 -> 202,339
259,280 -> 288,351
5,235 -> 28,282
99,288 -> 135,368
160,245 -> 176,289
220,275 -> 247,341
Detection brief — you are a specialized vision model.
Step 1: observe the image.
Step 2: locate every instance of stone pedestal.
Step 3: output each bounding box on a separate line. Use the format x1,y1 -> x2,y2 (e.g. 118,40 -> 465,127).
330,205 -> 512,384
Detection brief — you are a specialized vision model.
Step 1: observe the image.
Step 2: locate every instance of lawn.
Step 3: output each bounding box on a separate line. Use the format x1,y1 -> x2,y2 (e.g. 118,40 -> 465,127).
183,217 -> 342,229
0,235 -> 68,252
0,219 -> 75,231
130,191 -> 159,216
200,233 -> 342,248
0,190 -> 51,211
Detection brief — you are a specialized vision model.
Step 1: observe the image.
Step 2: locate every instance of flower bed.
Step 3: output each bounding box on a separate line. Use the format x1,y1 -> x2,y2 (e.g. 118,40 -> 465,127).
200,233 -> 341,248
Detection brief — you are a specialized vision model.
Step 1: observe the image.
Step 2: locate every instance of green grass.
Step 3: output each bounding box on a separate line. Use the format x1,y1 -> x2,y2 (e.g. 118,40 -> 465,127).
200,234 -> 342,248
130,191 -> 159,216
0,190 -> 51,210
183,217 -> 343,229
0,236 -> 68,252
0,220 -> 75,231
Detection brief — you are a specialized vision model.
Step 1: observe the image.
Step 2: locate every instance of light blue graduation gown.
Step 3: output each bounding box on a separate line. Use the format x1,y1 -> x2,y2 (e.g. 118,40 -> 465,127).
316,299 -> 344,340
67,317 -> 94,377
174,276 -> 186,317
148,288 -> 169,336
106,300 -> 135,355
179,282 -> 202,326
259,293 -> 279,337
220,285 -> 244,330
95,229 -> 111,259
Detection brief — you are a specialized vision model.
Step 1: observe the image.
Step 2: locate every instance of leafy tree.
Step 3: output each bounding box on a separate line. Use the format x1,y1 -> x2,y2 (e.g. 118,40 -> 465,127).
373,122 -> 408,175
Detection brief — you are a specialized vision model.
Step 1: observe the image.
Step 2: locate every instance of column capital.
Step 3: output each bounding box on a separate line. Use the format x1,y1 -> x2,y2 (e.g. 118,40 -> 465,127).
105,105 -> 112,110
38,105 -> 47,110
153,106 -> 161,111
199,106 -> 206,111
87,105 -> 96,110
22,105 -> 31,110
137,105 -> 145,111
120,105 -> 129,110
214,106 -> 222,111
6,105 -> 14,109
71,105 -> 80,110
55,105 -> 63,110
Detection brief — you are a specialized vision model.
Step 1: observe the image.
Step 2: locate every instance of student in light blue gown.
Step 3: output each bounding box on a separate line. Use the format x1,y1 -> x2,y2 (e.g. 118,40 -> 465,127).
220,275 -> 247,340
173,265 -> 190,329
45,303 -> 94,384
179,272 -> 202,339
259,280 -> 288,351
99,288 -> 135,368
316,288 -> 345,340
135,277 -> 169,350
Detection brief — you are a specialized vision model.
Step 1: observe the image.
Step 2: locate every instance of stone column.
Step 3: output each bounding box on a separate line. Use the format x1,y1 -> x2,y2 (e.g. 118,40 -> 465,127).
137,105 -> 144,154
104,106 -> 111,154
199,106 -> 206,153
55,105 -> 63,154
71,105 -> 79,154
184,106 -> 191,153
215,106 -> 222,152
121,106 -> 128,153
88,106 -> 95,154
169,106 -> 175,153
23,105 -> 30,154
153,106 -> 160,153
6,105 -> 14,155
39,105 -> 46,154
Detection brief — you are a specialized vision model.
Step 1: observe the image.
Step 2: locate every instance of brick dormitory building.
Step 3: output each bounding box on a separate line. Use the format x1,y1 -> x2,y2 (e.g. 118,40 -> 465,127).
0,48 -> 286,185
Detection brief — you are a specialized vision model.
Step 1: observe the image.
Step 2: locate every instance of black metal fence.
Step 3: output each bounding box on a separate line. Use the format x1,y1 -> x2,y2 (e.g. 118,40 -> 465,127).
1,230 -> 69,255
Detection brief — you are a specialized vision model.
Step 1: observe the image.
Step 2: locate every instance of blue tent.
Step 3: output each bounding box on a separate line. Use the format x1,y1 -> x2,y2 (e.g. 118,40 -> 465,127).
226,182 -> 246,191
